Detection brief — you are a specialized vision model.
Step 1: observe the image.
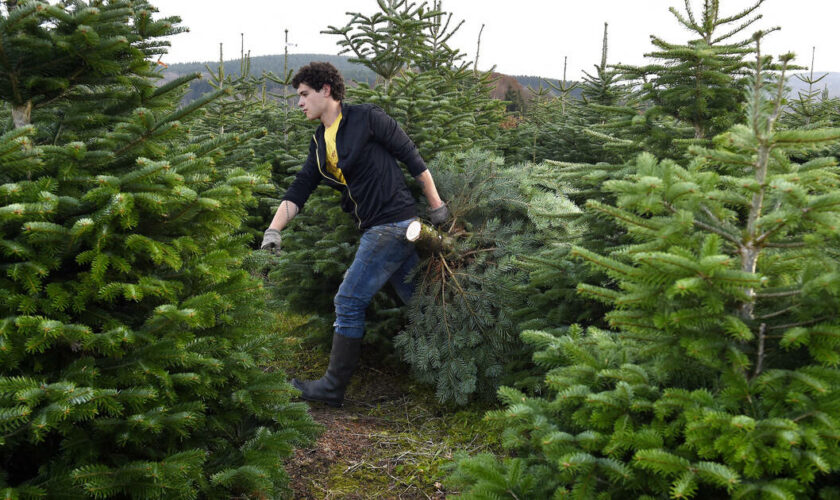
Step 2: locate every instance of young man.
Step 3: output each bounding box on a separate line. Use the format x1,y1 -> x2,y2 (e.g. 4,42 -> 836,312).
261,62 -> 448,407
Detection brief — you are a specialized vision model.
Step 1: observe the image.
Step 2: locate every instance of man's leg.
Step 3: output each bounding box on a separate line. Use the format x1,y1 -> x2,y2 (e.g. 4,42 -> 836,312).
292,219 -> 417,407
388,249 -> 419,305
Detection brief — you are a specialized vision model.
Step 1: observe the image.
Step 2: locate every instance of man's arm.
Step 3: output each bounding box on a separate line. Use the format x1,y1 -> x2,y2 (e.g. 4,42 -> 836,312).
261,139 -> 320,250
261,200 -> 299,251
269,200 -> 300,231
368,106 -> 427,177
368,106 -> 449,224
414,170 -> 443,210
269,138 -> 322,231
416,169 -> 450,226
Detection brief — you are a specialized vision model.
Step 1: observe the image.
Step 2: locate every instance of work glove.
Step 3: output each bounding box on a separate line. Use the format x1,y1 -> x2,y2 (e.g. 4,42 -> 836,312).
428,202 -> 449,226
260,228 -> 282,252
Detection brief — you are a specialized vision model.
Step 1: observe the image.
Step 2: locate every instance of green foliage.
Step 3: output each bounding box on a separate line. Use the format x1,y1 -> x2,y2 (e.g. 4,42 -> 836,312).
1,0 -> 185,135
186,42 -> 280,245
781,48 -> 840,132
500,24 -> 629,167
494,27 -> 632,370
0,2 -> 318,497
324,0 -> 505,155
618,0 -> 764,145
395,149 -> 581,404
453,39 -> 840,499
560,0 -> 773,163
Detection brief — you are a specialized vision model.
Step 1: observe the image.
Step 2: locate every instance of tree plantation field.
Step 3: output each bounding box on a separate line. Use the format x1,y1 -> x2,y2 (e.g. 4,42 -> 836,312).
2,0 -> 840,499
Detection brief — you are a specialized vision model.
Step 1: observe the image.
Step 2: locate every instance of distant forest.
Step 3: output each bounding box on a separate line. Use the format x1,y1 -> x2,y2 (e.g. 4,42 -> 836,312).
163,53 -> 574,104
163,53 -> 838,105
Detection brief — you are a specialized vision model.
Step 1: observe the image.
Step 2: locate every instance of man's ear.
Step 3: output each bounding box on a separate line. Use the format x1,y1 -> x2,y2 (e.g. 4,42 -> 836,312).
322,84 -> 332,97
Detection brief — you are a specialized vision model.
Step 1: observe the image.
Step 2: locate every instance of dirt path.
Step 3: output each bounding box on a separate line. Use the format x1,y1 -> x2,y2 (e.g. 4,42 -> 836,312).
284,360 -> 496,499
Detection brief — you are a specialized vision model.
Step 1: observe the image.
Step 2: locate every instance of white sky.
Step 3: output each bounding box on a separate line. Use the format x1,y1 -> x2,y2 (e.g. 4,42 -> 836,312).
155,1 -> 840,80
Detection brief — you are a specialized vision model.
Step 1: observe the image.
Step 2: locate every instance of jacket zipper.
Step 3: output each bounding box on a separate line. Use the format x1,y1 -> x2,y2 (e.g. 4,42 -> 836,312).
313,134 -> 363,229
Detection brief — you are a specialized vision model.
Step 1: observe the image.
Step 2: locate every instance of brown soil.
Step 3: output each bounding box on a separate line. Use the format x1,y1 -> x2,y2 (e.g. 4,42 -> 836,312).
284,361 -> 471,500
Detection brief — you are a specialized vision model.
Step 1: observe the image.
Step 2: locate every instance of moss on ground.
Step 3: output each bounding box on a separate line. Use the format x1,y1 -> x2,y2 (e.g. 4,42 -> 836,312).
274,312 -> 503,499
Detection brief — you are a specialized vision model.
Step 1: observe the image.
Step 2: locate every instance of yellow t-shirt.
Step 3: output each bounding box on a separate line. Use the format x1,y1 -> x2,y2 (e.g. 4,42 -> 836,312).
324,113 -> 346,184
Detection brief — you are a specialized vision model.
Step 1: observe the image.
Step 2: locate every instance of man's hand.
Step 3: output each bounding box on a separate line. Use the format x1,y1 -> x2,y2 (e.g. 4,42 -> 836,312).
428,202 -> 449,226
260,228 -> 282,252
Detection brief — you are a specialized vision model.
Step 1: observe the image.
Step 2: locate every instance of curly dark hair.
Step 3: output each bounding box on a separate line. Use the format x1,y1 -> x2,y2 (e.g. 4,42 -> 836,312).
292,61 -> 346,101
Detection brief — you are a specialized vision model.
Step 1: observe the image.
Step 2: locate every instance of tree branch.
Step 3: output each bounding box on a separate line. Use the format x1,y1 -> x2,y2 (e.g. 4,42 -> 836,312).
767,315 -> 834,331
755,304 -> 796,320
764,241 -> 806,249
664,202 -> 743,247
755,289 -> 801,298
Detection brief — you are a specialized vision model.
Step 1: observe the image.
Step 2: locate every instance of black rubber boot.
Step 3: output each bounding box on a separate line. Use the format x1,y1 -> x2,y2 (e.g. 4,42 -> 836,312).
292,333 -> 362,408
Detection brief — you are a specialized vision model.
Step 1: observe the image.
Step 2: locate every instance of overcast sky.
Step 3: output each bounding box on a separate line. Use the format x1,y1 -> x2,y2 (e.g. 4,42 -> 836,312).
155,1 -> 840,80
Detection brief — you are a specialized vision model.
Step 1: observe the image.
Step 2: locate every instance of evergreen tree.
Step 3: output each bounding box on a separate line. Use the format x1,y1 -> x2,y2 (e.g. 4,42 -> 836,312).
452,35 -> 840,499
395,149 -> 582,404
498,83 -> 554,165
499,25 -> 631,348
781,47 -> 840,131
576,22 -> 634,163
188,40 -> 273,243
502,86 -> 525,114
257,33 -> 314,184
598,0 -> 768,159
499,26 -> 628,167
245,34 -> 315,235
580,24 -> 625,112
323,0 -> 504,155
778,47 -> 840,175
0,2 -> 317,497
192,39 -> 262,138
635,0 -> 762,138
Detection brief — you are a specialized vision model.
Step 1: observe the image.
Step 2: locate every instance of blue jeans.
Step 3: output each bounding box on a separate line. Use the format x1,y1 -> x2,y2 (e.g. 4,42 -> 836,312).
334,219 -> 419,339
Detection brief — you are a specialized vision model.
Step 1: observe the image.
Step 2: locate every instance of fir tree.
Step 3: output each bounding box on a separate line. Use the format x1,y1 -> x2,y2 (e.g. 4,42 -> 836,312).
186,39 -> 278,243
576,22 -> 634,163
499,26 -> 631,351
498,82 -> 554,165
323,0 -> 504,155
452,34 -> 840,499
193,39 -> 261,135
0,2 -> 318,497
580,24 -> 625,112
395,149 -> 582,404
246,33 -> 315,236
781,47 -> 840,131
500,25 -> 628,167
596,0 -> 770,159
257,32 -> 314,184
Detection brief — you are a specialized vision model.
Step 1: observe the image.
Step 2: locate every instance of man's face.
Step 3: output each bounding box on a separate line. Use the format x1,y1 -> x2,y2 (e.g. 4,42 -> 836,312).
297,83 -> 331,121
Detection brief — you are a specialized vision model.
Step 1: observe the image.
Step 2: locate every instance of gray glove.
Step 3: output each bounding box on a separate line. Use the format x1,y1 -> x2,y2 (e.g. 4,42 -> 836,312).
260,228 -> 282,252
428,202 -> 449,226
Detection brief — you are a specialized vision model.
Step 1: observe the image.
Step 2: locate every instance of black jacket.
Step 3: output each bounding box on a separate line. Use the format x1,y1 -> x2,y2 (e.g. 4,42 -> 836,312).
281,103 -> 427,230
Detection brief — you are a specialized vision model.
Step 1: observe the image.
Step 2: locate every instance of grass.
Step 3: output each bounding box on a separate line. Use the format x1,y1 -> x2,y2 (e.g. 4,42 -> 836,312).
272,311 -> 504,499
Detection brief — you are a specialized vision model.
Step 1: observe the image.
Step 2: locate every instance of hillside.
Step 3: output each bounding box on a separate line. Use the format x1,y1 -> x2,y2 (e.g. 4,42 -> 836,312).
162,53 -> 840,105
163,53 -> 577,104
162,53 -> 377,102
